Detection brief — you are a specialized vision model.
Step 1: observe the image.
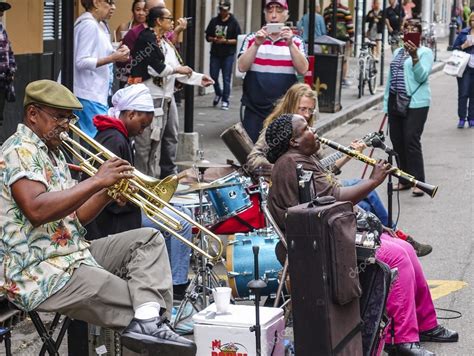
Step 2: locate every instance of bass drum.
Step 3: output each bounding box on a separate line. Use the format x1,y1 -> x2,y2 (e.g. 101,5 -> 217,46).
226,230 -> 282,299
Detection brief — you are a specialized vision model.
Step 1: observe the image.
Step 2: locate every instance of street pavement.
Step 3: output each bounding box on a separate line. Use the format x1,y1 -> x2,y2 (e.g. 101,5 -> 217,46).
3,38 -> 473,355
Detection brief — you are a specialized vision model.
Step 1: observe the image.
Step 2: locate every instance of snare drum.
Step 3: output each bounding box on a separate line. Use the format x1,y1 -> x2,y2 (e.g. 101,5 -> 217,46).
170,194 -> 215,227
206,172 -> 252,220
226,230 -> 282,299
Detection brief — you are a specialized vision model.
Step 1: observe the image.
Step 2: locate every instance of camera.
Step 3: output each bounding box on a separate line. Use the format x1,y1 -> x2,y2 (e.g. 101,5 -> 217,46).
266,23 -> 284,34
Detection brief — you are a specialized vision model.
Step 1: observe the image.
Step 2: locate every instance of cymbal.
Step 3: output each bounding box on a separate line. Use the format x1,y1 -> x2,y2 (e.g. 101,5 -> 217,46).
176,181 -> 240,194
175,159 -> 231,169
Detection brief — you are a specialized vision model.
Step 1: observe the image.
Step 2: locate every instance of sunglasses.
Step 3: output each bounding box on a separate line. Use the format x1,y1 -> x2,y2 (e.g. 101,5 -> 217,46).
35,105 -> 78,125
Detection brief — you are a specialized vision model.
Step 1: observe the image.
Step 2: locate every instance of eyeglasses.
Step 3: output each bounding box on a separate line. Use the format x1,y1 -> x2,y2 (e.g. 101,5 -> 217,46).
35,105 -> 78,125
104,0 -> 115,5
297,107 -> 317,115
265,5 -> 285,13
161,16 -> 174,21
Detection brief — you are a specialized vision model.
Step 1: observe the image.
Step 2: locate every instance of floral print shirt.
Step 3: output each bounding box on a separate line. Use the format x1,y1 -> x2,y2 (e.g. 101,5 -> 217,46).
0,124 -> 100,311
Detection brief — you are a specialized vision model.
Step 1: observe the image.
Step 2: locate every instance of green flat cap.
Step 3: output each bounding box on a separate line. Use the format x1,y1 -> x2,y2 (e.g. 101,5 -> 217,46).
24,80 -> 83,110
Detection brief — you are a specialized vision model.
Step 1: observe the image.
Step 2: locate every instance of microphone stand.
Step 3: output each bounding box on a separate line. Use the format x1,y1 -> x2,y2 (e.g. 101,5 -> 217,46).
371,137 -> 397,228
247,246 -> 267,356
386,151 -> 395,229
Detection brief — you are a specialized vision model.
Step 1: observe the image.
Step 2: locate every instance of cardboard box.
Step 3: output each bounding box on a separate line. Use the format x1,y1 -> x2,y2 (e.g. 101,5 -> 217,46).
193,304 -> 285,356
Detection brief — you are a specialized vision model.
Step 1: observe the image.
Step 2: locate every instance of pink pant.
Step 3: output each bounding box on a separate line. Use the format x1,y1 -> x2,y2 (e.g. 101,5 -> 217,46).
376,233 -> 438,344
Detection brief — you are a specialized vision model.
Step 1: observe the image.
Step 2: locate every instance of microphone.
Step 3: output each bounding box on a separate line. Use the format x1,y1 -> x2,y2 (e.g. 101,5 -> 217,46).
371,136 -> 396,155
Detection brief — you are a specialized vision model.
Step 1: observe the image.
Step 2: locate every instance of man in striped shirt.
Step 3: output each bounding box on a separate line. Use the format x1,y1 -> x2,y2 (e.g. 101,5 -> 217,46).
237,0 -> 308,143
324,0 -> 354,86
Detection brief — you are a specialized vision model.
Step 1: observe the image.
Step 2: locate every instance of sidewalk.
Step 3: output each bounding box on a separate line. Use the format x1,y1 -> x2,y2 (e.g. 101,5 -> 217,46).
177,37 -> 450,164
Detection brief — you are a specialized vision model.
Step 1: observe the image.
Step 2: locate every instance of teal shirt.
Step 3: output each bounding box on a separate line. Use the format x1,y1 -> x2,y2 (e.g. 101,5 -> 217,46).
383,46 -> 434,113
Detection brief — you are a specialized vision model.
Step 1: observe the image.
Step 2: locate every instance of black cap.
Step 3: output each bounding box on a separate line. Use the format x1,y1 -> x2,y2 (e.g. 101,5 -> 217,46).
0,2 -> 11,12
219,1 -> 231,10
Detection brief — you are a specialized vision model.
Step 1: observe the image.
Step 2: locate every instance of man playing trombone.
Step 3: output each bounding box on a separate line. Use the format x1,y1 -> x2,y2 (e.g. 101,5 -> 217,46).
0,80 -> 196,355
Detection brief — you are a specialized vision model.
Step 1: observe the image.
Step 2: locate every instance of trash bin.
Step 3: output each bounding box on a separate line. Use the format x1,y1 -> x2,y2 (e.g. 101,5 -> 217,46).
311,35 -> 345,113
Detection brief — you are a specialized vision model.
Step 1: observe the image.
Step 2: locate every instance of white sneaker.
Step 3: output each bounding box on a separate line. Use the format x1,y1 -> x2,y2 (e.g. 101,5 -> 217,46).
221,102 -> 229,110
342,79 -> 353,87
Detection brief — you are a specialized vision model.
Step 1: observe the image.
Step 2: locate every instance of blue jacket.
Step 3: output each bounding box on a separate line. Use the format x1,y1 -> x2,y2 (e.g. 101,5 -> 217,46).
452,27 -> 474,54
383,46 -> 434,113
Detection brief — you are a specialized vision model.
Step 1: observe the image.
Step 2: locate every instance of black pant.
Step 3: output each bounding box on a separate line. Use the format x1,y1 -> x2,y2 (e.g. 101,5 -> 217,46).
388,103 -> 429,183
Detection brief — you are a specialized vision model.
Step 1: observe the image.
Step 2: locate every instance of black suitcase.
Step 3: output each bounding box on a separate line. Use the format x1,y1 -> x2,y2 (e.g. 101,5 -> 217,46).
286,197 -> 363,356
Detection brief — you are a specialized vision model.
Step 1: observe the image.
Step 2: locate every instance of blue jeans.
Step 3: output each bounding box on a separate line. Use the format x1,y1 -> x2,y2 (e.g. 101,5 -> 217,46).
209,54 -> 235,104
142,206 -> 192,285
342,178 -> 392,228
457,66 -> 474,120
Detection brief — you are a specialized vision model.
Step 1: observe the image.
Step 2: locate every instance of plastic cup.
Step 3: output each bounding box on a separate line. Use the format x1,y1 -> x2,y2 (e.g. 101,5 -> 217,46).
112,42 -> 120,51
212,287 -> 231,314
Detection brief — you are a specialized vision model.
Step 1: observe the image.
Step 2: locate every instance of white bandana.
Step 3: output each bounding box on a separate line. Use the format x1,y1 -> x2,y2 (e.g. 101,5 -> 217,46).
108,84 -> 154,118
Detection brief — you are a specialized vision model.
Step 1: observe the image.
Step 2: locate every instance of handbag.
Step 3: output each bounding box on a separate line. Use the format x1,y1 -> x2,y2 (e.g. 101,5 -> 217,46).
444,50 -> 470,78
388,92 -> 411,117
388,83 -> 423,117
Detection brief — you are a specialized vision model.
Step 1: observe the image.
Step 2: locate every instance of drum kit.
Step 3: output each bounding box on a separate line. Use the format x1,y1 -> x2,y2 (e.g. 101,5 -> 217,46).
171,157 -> 288,328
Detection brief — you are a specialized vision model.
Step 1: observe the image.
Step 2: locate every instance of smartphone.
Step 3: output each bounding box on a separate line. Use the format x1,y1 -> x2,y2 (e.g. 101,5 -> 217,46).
266,23 -> 284,34
404,32 -> 421,47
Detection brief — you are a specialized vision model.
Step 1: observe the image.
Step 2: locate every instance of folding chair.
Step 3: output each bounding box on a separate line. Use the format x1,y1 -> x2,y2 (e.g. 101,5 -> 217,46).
0,326 -> 11,356
27,310 -> 72,356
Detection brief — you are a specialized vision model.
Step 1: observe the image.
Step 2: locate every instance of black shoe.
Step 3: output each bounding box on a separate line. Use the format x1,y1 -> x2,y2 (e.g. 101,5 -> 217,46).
213,95 -> 221,107
406,236 -> 433,257
121,316 -> 196,355
420,325 -> 459,343
384,342 -> 434,356
173,280 -> 190,301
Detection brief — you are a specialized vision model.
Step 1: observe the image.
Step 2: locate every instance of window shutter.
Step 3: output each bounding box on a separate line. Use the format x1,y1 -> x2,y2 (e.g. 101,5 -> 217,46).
43,0 -> 62,41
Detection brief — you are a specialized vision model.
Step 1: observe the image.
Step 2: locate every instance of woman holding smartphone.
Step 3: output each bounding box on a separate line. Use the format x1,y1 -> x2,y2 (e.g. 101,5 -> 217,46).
453,13 -> 474,128
383,21 -> 434,197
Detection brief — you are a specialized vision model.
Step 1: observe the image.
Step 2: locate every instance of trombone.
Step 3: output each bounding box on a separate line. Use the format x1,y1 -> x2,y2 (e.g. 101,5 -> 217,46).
60,124 -> 224,262
317,136 -> 438,198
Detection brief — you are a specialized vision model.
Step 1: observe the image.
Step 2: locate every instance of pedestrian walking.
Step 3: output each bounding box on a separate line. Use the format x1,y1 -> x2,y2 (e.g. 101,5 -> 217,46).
452,12 -> 474,128
383,21 -> 434,197
385,0 -> 406,53
0,1 -> 15,130
205,0 -> 242,111
366,0 -> 383,60
237,0 -> 308,143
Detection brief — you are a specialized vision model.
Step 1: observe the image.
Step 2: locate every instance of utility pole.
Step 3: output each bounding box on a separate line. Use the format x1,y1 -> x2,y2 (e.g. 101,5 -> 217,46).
184,0 -> 196,133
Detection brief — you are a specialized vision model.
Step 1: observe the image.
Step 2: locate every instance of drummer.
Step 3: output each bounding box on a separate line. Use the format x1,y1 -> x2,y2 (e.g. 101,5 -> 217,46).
84,84 -> 192,300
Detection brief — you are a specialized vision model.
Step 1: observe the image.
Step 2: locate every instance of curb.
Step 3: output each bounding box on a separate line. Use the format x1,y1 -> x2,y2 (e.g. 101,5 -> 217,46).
315,61 -> 445,135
